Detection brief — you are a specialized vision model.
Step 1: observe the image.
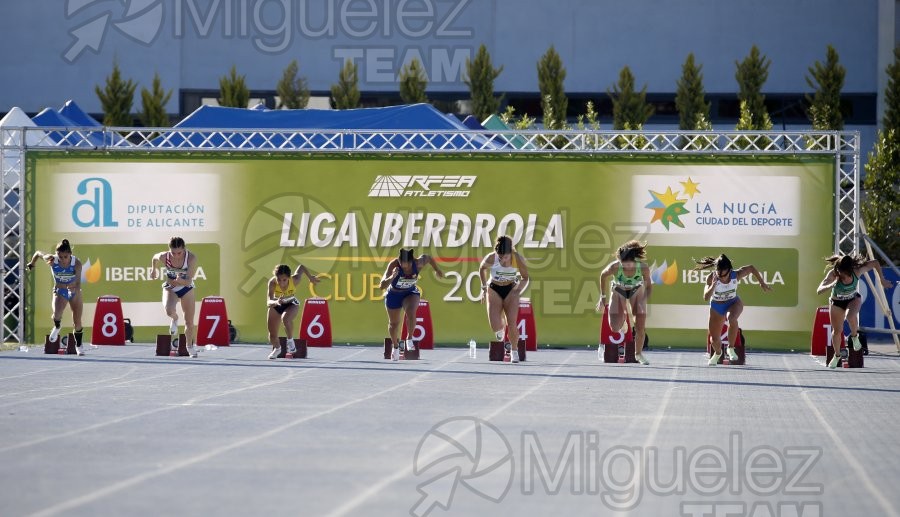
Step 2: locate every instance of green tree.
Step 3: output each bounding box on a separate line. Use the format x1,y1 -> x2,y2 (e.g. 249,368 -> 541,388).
608,66 -> 654,131
139,72 -> 172,128
675,53 -> 711,130
883,45 -> 900,133
464,44 -> 503,121
500,105 -> 535,130
399,57 -> 428,104
94,59 -> 137,126
735,45 -> 772,130
805,45 -> 845,131
863,46 -> 900,258
219,65 -> 249,108
331,59 -> 361,109
863,130 -> 900,259
537,46 -> 568,130
734,99 -> 773,149
276,59 -> 310,109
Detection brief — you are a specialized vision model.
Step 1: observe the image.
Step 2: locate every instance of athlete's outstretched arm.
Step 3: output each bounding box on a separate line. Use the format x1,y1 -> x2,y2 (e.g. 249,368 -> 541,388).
380,259 -> 400,290
737,265 -> 771,292
514,252 -> 529,294
419,254 -> 444,279
858,260 -> 894,289
293,264 -> 321,284
816,271 -> 837,295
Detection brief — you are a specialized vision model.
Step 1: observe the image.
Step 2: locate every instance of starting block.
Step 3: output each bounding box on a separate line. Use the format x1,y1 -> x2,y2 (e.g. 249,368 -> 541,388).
706,324 -> 746,365
598,304 -> 636,363
488,340 -> 525,362
826,340 -> 863,368
156,334 -> 188,357
44,333 -> 76,355
277,337 -> 308,359
383,338 -> 420,360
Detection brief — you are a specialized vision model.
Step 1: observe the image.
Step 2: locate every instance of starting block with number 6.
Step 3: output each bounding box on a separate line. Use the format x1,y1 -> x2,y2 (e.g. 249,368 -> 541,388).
300,298 -> 332,347
44,333 -> 76,355
91,295 -> 126,346
197,296 -> 230,346
156,334 -> 188,357
278,336 -> 307,359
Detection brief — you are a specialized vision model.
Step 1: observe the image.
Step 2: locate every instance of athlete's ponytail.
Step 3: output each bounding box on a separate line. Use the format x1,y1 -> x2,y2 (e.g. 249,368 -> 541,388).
825,253 -> 867,275
617,240 -> 647,262
399,248 -> 415,262
55,239 -> 72,254
694,254 -> 732,272
495,235 -> 513,255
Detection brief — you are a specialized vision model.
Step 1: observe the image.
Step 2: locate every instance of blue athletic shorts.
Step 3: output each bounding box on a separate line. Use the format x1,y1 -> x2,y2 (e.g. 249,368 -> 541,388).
385,288 -> 419,309
710,297 -> 739,316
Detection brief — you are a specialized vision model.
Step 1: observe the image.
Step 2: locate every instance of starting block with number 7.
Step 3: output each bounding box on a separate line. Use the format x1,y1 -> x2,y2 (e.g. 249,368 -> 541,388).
91,295 -> 126,346
156,334 -> 188,357
197,296 -> 230,346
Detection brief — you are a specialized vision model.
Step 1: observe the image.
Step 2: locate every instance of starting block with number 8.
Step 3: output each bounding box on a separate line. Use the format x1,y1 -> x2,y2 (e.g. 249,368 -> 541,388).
44,333 -> 76,355
91,295 -> 126,346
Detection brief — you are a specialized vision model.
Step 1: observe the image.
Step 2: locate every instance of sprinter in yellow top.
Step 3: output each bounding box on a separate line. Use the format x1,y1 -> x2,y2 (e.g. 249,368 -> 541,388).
266,263 -> 320,359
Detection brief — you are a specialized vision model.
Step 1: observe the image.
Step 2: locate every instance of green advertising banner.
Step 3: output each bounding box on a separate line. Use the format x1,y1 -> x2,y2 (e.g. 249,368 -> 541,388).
26,153 -> 834,349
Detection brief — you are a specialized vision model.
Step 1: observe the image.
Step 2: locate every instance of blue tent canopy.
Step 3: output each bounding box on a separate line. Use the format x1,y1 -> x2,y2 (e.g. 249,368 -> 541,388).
32,102 -> 123,146
150,103 -> 500,150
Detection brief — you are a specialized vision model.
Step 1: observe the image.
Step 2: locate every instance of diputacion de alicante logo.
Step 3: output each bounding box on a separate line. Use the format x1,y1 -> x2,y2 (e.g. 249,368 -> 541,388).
644,177 -> 701,230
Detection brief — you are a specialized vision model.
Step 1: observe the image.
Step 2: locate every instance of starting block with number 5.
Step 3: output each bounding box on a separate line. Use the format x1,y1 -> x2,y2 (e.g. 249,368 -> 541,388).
91,295 -> 126,346
300,298 -> 332,347
197,296 -> 230,346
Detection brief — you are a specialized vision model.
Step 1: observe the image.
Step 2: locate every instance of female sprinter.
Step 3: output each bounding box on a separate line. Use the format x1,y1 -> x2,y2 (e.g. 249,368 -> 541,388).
478,235 -> 529,363
816,254 -> 892,368
695,254 -> 771,366
595,240 -> 651,365
266,264 -> 320,359
150,237 -> 199,358
380,249 -> 444,361
27,238 -> 85,355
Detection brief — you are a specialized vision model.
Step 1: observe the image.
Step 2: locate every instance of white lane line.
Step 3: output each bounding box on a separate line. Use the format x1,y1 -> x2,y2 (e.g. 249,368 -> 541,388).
27,349 -> 446,517
324,351 -> 579,517
0,347 -> 147,381
0,348 -> 358,455
784,356 -> 899,517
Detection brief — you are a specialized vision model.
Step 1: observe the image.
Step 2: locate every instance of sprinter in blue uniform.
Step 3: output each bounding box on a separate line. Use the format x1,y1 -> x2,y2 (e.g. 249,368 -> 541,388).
27,239 -> 85,355
379,249 -> 443,361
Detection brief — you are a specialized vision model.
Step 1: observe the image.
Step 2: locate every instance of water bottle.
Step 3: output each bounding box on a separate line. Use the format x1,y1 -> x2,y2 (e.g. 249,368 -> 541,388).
468,339 -> 477,358
18,345 -> 28,352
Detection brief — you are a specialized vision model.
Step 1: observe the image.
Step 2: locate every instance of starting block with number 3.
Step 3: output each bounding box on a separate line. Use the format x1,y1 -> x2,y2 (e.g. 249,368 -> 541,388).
197,296 -> 230,346
91,295 -> 126,346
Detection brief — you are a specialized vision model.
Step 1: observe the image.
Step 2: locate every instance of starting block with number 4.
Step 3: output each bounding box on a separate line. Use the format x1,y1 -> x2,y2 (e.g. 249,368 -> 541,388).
488,340 -> 525,362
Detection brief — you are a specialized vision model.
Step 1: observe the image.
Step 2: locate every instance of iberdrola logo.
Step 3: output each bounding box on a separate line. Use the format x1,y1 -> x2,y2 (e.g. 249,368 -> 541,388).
649,260 -> 678,286
645,177 -> 701,230
81,258 -> 103,284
